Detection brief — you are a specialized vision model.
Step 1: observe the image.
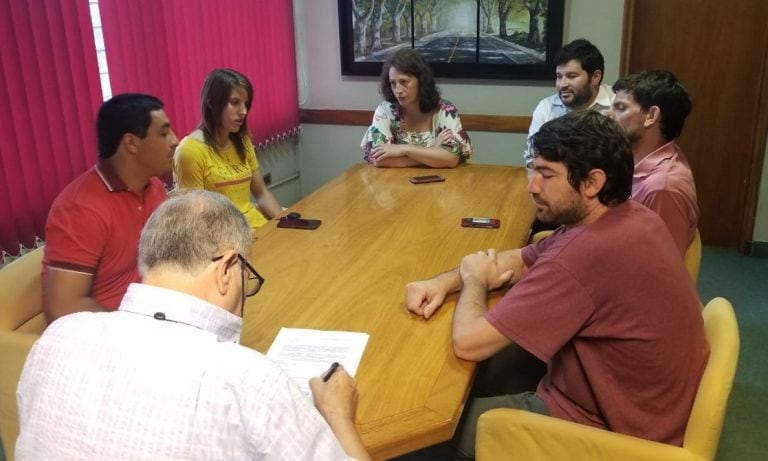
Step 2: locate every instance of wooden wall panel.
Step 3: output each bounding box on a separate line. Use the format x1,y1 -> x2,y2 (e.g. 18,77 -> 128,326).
625,0 -> 768,249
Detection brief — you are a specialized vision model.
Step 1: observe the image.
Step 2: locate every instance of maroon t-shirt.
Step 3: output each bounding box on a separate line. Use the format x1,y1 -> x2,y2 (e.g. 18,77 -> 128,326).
486,200 -> 708,446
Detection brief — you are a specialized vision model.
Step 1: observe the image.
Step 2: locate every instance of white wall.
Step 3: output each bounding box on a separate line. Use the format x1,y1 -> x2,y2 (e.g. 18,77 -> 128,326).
294,0 -> 625,193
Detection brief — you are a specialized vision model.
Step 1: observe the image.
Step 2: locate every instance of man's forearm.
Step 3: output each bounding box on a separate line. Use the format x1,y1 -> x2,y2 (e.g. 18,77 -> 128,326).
451,277 -> 511,361
436,267 -> 463,294
454,278 -> 489,335
325,415 -> 371,461
452,277 -> 489,359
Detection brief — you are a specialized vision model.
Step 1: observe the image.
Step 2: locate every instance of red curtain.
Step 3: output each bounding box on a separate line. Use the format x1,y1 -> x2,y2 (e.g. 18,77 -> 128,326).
0,0 -> 103,255
98,0 -> 300,147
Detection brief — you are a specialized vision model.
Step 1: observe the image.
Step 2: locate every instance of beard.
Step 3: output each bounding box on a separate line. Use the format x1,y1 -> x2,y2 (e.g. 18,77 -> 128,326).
624,128 -> 641,145
534,196 -> 589,226
561,84 -> 596,110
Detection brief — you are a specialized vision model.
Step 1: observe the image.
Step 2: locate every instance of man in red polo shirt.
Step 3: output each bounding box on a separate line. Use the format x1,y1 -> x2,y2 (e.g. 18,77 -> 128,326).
43,94 -> 179,323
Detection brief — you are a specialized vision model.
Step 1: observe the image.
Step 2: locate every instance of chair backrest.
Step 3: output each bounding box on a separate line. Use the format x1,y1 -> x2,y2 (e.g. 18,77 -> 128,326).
529,230 -> 554,244
0,246 -> 46,334
683,297 -> 739,460
0,247 -> 46,460
684,229 -> 702,282
0,331 -> 39,461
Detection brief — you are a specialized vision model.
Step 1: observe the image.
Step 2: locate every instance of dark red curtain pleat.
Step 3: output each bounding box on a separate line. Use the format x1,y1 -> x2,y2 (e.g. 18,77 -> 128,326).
0,0 -> 102,255
99,0 -> 300,146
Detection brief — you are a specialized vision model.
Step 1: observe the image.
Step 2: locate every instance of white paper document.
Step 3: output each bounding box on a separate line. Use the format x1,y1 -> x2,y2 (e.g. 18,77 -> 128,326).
266,327 -> 369,398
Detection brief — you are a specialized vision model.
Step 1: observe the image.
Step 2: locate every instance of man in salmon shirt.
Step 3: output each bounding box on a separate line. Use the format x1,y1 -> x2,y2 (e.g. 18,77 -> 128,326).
609,69 -> 699,256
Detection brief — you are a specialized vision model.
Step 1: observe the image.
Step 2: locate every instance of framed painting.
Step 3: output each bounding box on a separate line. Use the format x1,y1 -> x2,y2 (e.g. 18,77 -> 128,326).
338,0 -> 565,80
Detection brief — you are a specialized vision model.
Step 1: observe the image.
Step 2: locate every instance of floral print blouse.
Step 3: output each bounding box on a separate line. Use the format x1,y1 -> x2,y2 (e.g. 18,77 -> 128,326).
361,99 -> 472,164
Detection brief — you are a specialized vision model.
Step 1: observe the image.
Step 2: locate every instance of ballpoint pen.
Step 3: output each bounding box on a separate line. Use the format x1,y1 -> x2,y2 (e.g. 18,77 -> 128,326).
322,362 -> 340,382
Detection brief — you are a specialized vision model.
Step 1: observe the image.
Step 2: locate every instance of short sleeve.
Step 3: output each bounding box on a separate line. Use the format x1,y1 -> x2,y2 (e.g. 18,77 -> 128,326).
636,190 -> 694,256
44,200 -> 108,274
244,136 -> 260,172
174,137 -> 208,189
486,258 -> 595,363
361,102 -> 396,163
434,99 -> 472,163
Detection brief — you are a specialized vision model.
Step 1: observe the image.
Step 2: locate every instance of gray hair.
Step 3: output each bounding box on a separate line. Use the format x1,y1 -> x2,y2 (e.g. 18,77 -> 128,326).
138,190 -> 252,277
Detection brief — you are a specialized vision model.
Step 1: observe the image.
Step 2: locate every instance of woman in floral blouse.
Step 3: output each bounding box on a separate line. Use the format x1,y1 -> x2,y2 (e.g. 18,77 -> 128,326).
361,48 -> 472,168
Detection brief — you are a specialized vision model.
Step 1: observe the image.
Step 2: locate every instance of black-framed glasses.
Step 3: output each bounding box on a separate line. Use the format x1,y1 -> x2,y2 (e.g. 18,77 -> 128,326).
212,253 -> 264,297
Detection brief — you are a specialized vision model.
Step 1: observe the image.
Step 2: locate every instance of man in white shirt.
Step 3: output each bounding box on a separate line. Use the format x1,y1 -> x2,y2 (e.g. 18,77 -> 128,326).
16,190 -> 370,461
525,39 -> 615,167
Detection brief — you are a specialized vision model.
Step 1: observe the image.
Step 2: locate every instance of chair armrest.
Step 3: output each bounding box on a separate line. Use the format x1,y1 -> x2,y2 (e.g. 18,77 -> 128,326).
476,409 -> 704,461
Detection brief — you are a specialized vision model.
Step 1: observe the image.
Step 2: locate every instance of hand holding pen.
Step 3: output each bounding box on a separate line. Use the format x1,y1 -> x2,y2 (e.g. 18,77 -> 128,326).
322,362 -> 340,382
309,363 -> 370,460
309,362 -> 358,422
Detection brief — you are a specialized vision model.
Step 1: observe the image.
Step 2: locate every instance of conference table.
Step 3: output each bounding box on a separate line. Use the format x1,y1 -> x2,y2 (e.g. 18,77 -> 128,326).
242,163 -> 536,459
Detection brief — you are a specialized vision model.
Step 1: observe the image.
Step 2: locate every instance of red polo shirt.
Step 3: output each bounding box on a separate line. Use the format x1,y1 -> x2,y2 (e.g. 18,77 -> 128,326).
43,161 -> 167,310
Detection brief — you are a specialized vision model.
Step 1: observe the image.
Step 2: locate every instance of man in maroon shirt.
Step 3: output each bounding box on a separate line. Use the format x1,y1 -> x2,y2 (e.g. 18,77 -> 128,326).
43,94 -> 179,323
406,111 -> 708,458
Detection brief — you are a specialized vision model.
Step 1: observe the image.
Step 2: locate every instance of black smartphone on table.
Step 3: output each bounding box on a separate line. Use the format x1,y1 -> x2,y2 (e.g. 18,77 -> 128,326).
410,175 -> 445,184
277,212 -> 321,230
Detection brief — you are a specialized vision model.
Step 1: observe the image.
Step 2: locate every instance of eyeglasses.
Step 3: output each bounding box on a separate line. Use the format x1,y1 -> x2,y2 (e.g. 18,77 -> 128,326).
212,253 -> 264,297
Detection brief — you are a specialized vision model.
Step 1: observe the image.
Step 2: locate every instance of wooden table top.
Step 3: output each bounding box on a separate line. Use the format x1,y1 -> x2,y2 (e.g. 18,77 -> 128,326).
241,163 -> 535,459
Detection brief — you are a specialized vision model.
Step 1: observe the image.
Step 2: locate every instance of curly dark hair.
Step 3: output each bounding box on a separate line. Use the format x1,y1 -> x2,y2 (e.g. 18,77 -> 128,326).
530,111 -> 633,206
379,48 -> 440,113
612,70 -> 692,141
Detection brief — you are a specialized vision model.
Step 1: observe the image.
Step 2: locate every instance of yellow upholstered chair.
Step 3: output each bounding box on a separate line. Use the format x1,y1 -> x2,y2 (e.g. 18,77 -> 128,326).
476,297 -> 739,461
528,230 -> 553,244
0,246 -> 46,461
685,229 -> 702,282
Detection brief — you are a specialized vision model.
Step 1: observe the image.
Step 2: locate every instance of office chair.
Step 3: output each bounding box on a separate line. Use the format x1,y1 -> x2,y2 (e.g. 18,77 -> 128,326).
0,246 -> 46,461
476,297 -> 739,461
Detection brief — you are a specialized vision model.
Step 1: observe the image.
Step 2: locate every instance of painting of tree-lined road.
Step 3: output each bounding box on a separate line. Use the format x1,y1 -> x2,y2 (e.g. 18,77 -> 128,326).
350,0 -> 552,65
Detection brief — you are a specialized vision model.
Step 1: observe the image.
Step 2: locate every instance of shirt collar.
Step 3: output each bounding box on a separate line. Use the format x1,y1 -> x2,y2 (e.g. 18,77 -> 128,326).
593,84 -> 614,108
634,141 -> 679,177
94,159 -> 128,192
118,283 -> 242,343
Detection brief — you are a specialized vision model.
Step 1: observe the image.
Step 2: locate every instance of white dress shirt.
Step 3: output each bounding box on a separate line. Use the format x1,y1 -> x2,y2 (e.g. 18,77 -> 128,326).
525,83 -> 615,166
16,283 -> 352,460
